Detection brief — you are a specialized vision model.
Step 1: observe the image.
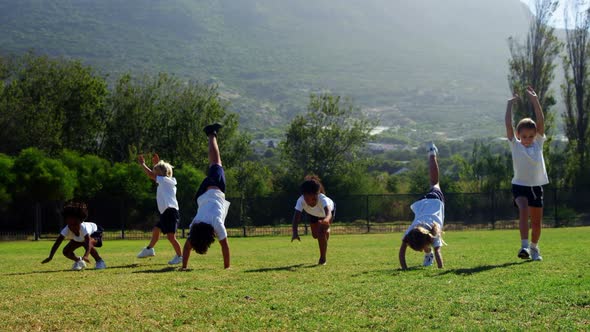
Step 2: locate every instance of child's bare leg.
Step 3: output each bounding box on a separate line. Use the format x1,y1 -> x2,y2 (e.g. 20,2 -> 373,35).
318,225 -> 329,264
147,227 -> 161,248
530,207 -> 543,244
208,134 -> 222,166
515,197 -> 530,242
429,154 -> 440,187
62,241 -> 84,261
167,233 -> 182,256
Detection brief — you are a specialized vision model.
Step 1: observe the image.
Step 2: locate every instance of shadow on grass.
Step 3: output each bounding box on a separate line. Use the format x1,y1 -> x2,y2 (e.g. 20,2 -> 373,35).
132,266 -> 178,274
434,261 -> 531,276
244,263 -> 317,273
4,263 -> 142,276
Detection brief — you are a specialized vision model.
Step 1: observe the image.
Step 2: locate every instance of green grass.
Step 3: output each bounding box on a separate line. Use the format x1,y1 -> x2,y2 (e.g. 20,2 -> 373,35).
0,228 -> 589,331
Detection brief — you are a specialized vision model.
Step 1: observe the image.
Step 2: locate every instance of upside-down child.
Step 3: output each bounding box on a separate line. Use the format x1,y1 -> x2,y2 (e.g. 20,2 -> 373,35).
182,123 -> 231,270
291,176 -> 335,265
399,142 -> 445,270
505,87 -> 548,261
137,153 -> 183,265
42,201 -> 106,271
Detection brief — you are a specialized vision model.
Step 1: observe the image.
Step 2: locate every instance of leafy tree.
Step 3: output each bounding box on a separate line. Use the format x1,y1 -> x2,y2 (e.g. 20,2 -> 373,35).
562,4 -> 590,186
281,93 -> 375,181
457,141 -> 511,192
12,148 -> 77,202
59,150 -> 111,200
0,153 -> 14,208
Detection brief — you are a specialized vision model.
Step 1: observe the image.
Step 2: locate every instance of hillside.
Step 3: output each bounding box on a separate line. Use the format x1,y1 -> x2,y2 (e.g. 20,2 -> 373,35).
0,0 -> 535,137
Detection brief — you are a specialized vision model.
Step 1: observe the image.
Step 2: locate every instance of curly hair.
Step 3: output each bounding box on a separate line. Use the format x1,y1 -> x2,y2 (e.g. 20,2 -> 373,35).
189,222 -> 216,254
62,201 -> 88,222
300,175 -> 325,195
403,223 -> 441,251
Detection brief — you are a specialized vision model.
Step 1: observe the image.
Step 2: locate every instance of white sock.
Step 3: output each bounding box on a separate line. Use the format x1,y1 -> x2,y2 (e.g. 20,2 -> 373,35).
521,240 -> 529,248
530,242 -> 538,249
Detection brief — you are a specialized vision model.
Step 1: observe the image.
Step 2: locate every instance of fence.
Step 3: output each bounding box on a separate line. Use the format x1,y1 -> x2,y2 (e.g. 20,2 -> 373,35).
1,188 -> 590,240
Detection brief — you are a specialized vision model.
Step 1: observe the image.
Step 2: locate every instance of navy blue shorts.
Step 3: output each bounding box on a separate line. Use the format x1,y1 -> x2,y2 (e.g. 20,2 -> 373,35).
156,208 -> 179,234
91,225 -> 104,248
512,184 -> 543,208
306,207 -> 336,224
195,164 -> 226,200
421,187 -> 445,203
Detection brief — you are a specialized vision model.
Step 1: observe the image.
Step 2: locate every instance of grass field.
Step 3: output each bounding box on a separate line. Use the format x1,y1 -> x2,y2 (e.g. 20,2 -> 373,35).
0,228 -> 589,331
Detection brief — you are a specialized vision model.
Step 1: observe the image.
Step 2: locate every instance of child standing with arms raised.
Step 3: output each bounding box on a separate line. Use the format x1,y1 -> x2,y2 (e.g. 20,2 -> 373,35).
505,87 -> 548,261
291,176 -> 335,265
137,153 -> 183,265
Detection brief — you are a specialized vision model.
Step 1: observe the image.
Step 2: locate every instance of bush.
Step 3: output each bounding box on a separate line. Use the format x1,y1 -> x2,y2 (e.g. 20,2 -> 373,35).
59,150 -> 111,200
174,165 -> 206,227
0,153 -> 15,208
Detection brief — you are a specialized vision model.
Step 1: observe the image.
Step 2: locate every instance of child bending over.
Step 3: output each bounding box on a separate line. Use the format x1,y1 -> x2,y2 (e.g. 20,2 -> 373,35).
137,153 -> 183,265
399,143 -> 445,270
291,176 -> 335,265
182,124 -> 231,270
42,201 -> 106,271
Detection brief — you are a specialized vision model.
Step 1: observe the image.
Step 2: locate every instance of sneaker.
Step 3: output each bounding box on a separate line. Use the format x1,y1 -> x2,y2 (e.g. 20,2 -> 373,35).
137,247 -> 155,258
72,259 -> 87,271
95,260 -> 107,269
423,252 -> 434,267
427,142 -> 438,156
318,258 -> 327,266
203,123 -> 223,137
518,247 -> 531,259
168,255 -> 182,265
530,247 -> 543,261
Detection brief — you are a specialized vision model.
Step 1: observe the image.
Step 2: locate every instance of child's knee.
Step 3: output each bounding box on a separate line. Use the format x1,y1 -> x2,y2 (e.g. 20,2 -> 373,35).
62,246 -> 72,257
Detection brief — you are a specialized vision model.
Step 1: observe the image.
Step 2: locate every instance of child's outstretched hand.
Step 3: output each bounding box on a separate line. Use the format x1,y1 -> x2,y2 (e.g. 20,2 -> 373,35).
526,86 -> 538,99
41,257 -> 52,264
82,255 -> 91,263
508,92 -> 520,103
152,153 -> 160,165
138,154 -> 145,165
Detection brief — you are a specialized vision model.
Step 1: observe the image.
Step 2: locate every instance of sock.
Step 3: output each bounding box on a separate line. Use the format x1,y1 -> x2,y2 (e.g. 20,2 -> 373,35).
530,242 -> 538,249
521,239 -> 529,248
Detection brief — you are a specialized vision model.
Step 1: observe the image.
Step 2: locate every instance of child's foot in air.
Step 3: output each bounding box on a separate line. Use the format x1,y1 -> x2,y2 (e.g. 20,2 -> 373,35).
427,142 -> 438,156
517,247 -> 530,259
203,123 -> 223,137
168,255 -> 183,265
530,246 -> 543,261
423,252 -> 434,267
72,258 -> 87,271
95,260 -> 107,269
137,247 -> 155,258
318,258 -> 327,266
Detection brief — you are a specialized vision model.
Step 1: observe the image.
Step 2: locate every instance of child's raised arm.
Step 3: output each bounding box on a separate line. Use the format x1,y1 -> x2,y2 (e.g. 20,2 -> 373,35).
526,86 -> 544,136
399,242 -> 408,270
291,210 -> 302,242
138,154 -> 156,181
505,94 -> 518,141
41,235 -> 64,263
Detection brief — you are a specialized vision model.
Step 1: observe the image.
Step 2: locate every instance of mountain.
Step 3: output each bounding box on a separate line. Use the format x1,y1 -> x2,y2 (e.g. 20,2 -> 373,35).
0,0 -> 535,138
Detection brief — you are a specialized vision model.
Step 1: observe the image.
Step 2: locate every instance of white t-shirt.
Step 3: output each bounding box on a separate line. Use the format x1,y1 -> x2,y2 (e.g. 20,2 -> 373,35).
508,134 -> 549,186
403,199 -> 445,248
190,189 -> 231,241
156,176 -> 179,214
60,222 -> 98,243
294,194 -> 335,218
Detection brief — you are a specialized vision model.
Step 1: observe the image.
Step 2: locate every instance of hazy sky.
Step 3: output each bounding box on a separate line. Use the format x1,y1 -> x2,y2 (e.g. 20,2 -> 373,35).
521,0 -> 589,28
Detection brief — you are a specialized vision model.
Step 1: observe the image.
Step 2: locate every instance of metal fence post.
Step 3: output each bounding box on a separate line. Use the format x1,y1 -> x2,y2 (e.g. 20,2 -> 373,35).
34,202 -> 41,241
241,198 -> 247,237
490,190 -> 496,230
120,200 -> 126,239
553,187 -> 559,227
366,195 -> 370,233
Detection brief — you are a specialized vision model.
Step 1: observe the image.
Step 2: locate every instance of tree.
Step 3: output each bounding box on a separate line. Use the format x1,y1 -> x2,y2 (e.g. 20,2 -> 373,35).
562,4 -> 590,186
281,93 -> 375,182
457,141 -> 512,192
0,54 -> 109,155
508,0 -> 561,134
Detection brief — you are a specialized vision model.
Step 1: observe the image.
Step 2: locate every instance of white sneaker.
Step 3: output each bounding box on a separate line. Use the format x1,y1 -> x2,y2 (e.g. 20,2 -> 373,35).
530,247 -> 543,261
427,142 -> 438,156
518,247 -> 531,260
168,255 -> 182,265
72,259 -> 87,271
95,260 -> 107,269
423,252 -> 434,267
137,247 -> 155,258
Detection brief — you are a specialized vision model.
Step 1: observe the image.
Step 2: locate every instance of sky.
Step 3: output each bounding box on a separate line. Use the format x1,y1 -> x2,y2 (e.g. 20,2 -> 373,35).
521,0 -> 590,29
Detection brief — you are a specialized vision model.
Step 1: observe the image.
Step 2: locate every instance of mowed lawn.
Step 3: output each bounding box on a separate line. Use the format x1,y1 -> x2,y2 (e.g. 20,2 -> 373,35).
0,228 -> 589,331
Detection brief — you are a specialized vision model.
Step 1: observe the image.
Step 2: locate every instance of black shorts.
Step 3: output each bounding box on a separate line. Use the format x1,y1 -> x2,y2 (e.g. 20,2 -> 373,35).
512,184 -> 543,208
195,164 -> 226,201
307,207 -> 336,224
91,225 -> 104,248
421,187 -> 445,203
156,208 -> 179,234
